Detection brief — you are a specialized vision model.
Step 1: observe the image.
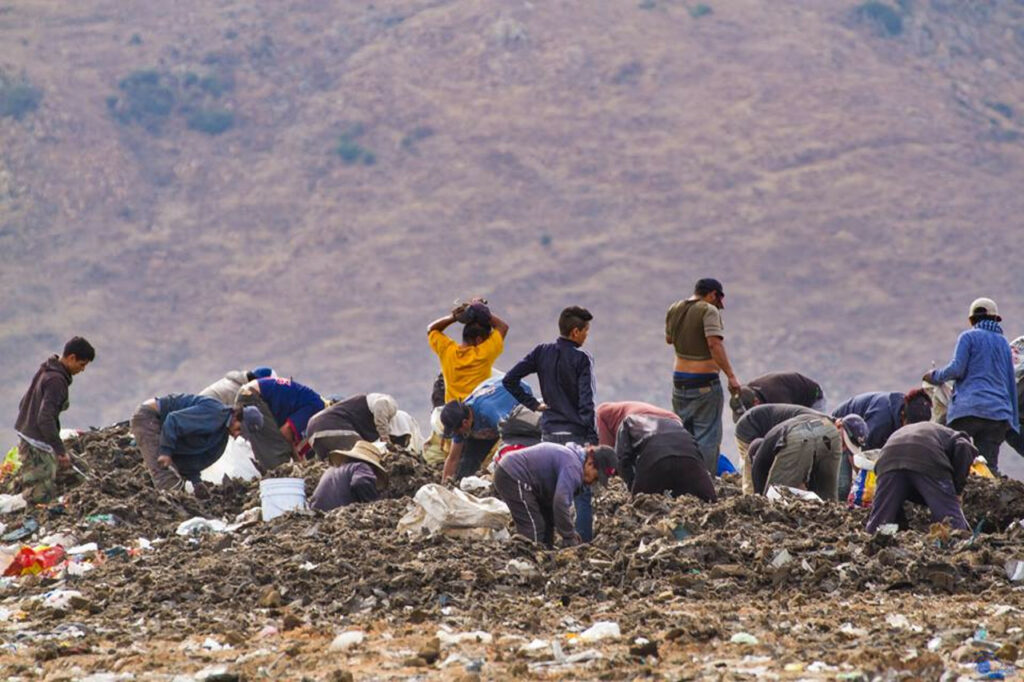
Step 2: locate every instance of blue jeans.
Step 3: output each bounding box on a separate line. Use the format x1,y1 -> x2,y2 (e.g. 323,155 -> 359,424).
672,379 -> 723,474
541,432 -> 593,542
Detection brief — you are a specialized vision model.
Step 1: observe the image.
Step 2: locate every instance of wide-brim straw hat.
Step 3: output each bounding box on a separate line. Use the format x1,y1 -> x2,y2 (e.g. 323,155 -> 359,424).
328,441 -> 389,488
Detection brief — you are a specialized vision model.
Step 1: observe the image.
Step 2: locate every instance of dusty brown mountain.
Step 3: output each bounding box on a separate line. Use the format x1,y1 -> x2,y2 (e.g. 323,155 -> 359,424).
2,0 -> 1023,472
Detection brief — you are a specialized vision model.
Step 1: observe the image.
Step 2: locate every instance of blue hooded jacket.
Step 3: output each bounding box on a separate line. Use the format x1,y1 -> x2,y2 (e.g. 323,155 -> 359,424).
932,325 -> 1019,432
157,394 -> 233,470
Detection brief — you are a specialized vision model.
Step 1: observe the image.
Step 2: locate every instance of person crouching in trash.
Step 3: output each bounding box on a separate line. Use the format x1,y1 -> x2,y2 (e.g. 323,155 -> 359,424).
865,422 -> 975,532
310,441 -> 389,512
492,441 -> 617,548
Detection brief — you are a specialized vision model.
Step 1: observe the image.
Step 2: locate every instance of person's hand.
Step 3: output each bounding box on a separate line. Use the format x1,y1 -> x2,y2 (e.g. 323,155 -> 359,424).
922,371 -> 937,385
56,454 -> 71,470
451,303 -> 470,321
157,454 -> 172,468
536,403 -> 549,412
727,376 -> 742,394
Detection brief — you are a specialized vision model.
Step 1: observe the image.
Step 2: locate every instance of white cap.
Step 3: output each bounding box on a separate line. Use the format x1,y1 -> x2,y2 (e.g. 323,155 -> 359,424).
969,297 -> 1001,321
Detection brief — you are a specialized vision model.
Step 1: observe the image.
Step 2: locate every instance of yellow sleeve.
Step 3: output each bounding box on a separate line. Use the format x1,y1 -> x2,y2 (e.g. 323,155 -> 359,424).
428,329 -> 454,357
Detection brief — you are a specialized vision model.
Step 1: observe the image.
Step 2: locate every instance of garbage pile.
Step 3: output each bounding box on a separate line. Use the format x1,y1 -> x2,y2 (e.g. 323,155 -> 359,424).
0,424 -> 1023,678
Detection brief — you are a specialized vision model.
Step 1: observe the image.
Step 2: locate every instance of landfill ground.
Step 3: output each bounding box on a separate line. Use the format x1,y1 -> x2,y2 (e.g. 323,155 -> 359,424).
1,426 -> 1023,680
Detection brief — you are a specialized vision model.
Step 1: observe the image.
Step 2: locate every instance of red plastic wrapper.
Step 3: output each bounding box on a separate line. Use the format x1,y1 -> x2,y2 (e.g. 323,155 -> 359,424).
3,545 -> 66,577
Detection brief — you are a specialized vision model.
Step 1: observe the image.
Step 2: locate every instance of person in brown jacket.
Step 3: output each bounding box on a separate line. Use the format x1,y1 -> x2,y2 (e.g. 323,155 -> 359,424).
14,337 -> 95,502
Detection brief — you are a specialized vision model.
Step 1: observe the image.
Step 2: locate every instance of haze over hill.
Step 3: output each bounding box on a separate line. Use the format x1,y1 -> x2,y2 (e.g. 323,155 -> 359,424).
2,0 -> 1023,474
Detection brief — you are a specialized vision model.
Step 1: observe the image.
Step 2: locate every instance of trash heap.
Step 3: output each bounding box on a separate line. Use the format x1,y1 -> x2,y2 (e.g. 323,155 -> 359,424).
0,424 -> 1023,678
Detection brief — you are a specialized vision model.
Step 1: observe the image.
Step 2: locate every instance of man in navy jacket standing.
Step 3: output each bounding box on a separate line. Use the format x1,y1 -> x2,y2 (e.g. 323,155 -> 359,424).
503,306 -> 599,540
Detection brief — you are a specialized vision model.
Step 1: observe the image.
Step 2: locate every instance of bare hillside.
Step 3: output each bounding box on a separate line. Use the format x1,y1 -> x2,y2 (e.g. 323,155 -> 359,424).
2,0 -> 1024,471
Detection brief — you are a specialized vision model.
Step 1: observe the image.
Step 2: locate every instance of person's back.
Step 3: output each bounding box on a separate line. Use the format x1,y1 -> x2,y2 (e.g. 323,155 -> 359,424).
875,421 -> 972,484
596,401 -> 678,447
498,442 -> 582,507
746,372 -> 824,407
157,393 -> 233,457
254,377 -> 324,437
16,356 -> 73,448
310,462 -> 379,511
735,404 -> 820,445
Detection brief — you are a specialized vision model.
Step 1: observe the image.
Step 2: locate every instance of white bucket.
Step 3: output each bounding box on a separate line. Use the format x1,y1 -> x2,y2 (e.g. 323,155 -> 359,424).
260,477 -> 307,521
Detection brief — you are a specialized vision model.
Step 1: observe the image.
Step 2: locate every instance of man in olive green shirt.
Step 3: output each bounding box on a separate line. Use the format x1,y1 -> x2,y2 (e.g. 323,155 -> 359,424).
665,278 -> 741,474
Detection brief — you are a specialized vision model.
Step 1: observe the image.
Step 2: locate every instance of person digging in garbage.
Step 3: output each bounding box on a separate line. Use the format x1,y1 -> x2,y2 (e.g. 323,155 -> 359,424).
440,376 -> 534,481
14,336 -> 96,503
730,371 -> 827,423
865,421 -> 976,532
493,441 -> 618,547
734,403 -> 823,495
310,441 -> 389,512
749,413 -> 868,501
130,393 -> 263,496
614,414 -> 717,502
199,366 -> 275,405
596,401 -> 679,447
830,389 -> 932,501
307,393 -> 401,459
428,298 -> 510,403
235,376 -> 325,470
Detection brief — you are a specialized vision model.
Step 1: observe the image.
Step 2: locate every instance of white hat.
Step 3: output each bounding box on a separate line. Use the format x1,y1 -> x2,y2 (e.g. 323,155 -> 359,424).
969,297 -> 1001,321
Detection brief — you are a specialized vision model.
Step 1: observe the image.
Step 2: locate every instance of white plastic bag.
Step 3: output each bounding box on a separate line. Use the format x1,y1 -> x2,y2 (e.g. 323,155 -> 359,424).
201,437 -> 260,484
397,483 -> 511,540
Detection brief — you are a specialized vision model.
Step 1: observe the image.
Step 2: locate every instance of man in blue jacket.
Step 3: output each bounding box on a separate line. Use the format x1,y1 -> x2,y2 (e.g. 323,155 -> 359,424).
131,394 -> 263,495
831,389 -> 932,500
503,306 -> 599,540
924,297 -> 1019,473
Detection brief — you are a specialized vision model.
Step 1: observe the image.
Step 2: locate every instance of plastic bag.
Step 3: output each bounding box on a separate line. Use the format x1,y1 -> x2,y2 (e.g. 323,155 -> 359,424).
397,483 -> 511,540
1,446 -> 20,479
201,437 -> 260,484
970,456 -> 995,479
848,449 -> 882,509
3,545 -> 66,576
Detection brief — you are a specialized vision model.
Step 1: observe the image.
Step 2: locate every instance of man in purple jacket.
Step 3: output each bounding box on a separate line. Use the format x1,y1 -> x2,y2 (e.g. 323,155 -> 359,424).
492,442 -> 617,547
14,337 -> 95,503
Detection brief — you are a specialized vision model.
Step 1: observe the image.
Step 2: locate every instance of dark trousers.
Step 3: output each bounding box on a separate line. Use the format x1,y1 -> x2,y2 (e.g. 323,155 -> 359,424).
866,470 -> 968,533
456,437 -> 498,479
541,432 -> 593,542
493,465 -> 554,545
949,416 -> 1007,473
633,456 -> 717,502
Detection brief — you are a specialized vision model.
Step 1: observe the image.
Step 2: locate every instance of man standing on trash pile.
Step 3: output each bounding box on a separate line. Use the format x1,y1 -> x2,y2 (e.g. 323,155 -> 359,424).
831,389 -> 932,501
14,337 -> 95,503
235,376 -> 325,470
199,366 -> 275,405
310,441 -> 389,512
428,298 -> 510,403
749,413 -> 868,501
130,393 -> 263,496
865,422 -> 976,532
596,401 -> 679,447
734,403 -> 822,495
493,441 -> 617,547
924,297 -> 1019,474
615,414 -> 716,502
307,393 -> 401,459
730,371 -> 827,423
503,305 -> 599,541
440,376 -> 534,481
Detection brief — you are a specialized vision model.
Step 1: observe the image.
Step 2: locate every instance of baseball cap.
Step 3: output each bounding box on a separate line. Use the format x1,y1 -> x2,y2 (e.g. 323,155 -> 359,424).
589,445 -> 618,486
440,401 -> 470,438
695,277 -> 724,295
839,414 -> 868,453
968,297 -> 1001,321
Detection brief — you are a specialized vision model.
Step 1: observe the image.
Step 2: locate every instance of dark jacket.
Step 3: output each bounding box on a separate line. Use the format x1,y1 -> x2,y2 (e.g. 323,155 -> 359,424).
496,442 -> 585,546
831,392 -> 904,450
503,338 -> 598,444
735,404 -> 819,445
157,394 -> 233,473
614,415 -> 703,490
310,462 -> 379,512
748,372 -> 823,407
15,356 -> 73,456
875,422 -> 976,494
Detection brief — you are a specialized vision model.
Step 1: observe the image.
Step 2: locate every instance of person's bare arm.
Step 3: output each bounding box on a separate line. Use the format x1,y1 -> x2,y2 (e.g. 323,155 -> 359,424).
428,313 -> 458,335
707,336 -> 741,394
490,312 -> 510,339
442,440 -> 465,483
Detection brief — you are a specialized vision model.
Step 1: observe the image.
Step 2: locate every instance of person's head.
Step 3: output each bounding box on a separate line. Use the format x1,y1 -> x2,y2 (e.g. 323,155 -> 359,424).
583,444 -> 618,486
440,400 -> 473,438
61,336 -> 95,375
968,297 -> 1001,326
230,405 -> 264,438
462,322 -> 491,346
902,388 -> 932,425
246,366 -> 275,382
837,414 -> 868,454
729,386 -> 759,422
558,306 -> 593,345
694,278 -> 725,309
